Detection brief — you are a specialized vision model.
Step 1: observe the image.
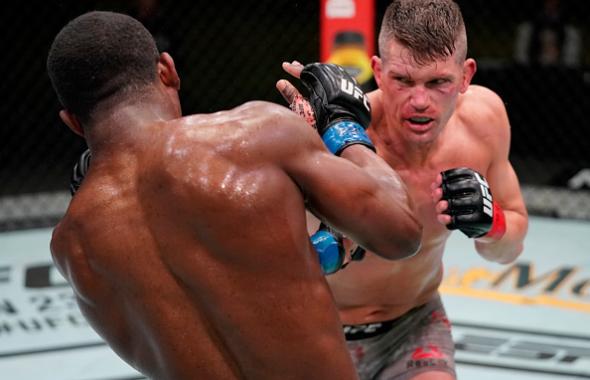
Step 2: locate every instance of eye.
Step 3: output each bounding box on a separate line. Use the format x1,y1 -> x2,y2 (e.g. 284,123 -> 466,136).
393,76 -> 413,86
428,78 -> 450,87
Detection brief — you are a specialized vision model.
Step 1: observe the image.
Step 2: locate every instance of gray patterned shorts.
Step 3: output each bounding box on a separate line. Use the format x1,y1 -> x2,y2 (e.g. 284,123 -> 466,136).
343,294 -> 455,380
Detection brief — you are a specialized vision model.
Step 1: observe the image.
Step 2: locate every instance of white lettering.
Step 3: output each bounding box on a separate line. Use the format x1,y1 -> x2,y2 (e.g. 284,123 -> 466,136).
341,78 -> 354,95
568,168 -> 590,189
483,198 -> 493,217
480,184 -> 492,202
475,173 -> 493,217
326,0 -> 356,18
341,79 -> 370,112
474,172 -> 490,189
344,322 -> 382,335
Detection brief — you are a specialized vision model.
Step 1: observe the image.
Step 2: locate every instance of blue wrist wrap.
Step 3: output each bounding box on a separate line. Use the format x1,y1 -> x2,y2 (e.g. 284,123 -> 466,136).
310,229 -> 344,275
322,120 -> 375,155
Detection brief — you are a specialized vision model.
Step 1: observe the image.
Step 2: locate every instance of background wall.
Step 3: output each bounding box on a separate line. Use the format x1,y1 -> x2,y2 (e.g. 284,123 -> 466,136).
0,0 -> 588,229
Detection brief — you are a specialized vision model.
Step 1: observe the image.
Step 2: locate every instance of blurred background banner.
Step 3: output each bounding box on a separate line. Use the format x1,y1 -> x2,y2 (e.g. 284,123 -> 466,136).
0,0 -> 589,231
321,0 -> 375,88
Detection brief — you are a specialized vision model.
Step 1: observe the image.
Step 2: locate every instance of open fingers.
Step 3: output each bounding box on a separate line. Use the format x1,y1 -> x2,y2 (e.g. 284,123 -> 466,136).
276,79 -> 301,105
437,213 -> 452,225
432,173 -> 451,226
282,61 -> 304,79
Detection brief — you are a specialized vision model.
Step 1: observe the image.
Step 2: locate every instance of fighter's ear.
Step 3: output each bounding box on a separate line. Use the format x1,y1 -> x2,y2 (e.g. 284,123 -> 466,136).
371,56 -> 383,88
460,58 -> 477,93
158,52 -> 180,90
59,110 -> 84,137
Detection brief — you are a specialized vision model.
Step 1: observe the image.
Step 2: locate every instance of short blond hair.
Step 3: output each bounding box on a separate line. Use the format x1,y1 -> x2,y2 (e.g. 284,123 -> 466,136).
378,0 -> 467,65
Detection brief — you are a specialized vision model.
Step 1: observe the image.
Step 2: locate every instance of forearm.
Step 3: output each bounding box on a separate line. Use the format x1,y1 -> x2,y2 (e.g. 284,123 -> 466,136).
340,145 -> 422,259
474,209 -> 528,264
288,62 -> 422,260
340,145 -> 412,214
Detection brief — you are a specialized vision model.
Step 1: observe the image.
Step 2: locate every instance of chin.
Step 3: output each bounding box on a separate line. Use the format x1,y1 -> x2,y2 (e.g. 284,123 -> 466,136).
404,128 -> 438,145
410,134 -> 437,145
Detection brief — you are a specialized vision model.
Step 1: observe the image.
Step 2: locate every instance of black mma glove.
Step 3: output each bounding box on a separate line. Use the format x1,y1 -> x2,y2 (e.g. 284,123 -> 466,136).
299,63 -> 374,155
70,149 -> 91,196
440,167 -> 506,240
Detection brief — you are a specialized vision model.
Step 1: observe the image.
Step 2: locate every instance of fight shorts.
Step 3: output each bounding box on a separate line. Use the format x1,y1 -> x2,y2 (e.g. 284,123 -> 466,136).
343,294 -> 455,380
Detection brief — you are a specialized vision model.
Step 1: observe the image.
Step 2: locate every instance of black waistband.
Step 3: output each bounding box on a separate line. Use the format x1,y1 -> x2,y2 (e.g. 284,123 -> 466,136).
342,303 -> 431,341
343,319 -> 398,341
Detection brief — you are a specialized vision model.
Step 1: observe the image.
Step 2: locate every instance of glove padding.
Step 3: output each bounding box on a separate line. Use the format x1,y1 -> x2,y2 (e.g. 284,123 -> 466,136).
310,223 -> 366,275
310,223 -> 345,275
299,63 -> 374,155
300,63 -> 371,133
440,167 -> 498,238
70,149 -> 91,196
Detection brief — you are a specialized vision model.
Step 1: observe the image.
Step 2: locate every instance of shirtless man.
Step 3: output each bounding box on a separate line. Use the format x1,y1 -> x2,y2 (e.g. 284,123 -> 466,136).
277,0 -> 529,378
47,11 -> 422,380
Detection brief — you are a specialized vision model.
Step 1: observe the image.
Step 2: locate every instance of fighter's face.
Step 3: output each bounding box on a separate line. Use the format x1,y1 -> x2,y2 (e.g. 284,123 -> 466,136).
373,39 -> 473,145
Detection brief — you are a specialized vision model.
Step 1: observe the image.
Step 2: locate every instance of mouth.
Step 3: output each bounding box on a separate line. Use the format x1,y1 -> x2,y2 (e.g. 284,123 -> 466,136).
404,116 -> 435,132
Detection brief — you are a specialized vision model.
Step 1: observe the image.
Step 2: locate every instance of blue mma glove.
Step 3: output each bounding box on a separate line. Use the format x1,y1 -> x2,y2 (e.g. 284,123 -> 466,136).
310,223 -> 345,275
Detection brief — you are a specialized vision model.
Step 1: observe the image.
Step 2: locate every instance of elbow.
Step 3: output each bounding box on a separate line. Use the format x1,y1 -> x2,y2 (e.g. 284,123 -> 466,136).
374,219 -> 423,261
400,214 -> 424,257
497,243 -> 525,264
476,241 -> 524,265
395,220 -> 423,259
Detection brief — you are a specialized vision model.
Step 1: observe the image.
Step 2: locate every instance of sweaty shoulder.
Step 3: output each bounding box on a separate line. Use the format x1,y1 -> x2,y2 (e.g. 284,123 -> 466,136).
236,101 -> 326,162
456,85 -> 510,146
165,101 -> 322,169
180,101 -> 312,139
238,101 -> 313,136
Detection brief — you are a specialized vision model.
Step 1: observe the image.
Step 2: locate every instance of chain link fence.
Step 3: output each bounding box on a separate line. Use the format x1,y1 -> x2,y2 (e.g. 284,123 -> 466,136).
1,0 -> 589,230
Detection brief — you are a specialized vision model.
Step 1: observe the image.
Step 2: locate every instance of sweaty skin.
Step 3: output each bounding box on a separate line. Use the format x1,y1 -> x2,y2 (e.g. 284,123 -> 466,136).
279,40 -> 528,326
51,99 -> 421,379
330,85 -> 513,323
330,47 -> 528,324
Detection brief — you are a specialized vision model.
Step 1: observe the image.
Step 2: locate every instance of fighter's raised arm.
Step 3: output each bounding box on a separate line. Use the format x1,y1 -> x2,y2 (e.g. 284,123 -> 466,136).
277,62 -> 422,262
277,2 -> 529,379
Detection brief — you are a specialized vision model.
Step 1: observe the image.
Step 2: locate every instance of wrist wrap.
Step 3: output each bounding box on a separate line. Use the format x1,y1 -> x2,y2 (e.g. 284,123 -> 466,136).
322,120 -> 375,156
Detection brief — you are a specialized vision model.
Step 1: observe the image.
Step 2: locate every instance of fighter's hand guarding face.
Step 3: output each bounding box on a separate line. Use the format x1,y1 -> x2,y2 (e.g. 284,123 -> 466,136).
277,61 -> 373,155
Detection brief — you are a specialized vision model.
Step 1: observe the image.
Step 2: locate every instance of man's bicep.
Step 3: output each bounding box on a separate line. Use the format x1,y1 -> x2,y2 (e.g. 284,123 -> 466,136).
488,157 -> 526,216
486,97 -> 526,215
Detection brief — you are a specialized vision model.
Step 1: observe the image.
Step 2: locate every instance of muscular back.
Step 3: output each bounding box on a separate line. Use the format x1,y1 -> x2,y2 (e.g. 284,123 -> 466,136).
51,102 -> 357,379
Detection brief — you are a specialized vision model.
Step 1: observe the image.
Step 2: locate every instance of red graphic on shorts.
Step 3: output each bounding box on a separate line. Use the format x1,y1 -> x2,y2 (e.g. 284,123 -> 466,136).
430,310 -> 451,329
353,345 -> 365,361
411,345 -> 446,360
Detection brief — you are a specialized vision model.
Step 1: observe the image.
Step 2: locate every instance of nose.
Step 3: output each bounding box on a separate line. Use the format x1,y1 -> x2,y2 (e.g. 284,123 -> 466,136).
409,86 -> 429,111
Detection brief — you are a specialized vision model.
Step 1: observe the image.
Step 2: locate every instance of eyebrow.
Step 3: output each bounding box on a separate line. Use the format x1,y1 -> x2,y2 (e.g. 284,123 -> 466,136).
389,71 -> 455,81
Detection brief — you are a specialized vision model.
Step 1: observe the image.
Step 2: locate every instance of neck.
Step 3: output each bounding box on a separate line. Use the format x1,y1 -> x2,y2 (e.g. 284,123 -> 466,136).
85,92 -> 180,154
370,119 -> 440,169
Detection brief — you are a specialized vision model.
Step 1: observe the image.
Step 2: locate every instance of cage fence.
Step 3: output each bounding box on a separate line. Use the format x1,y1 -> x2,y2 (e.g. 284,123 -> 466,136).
0,0 -> 588,231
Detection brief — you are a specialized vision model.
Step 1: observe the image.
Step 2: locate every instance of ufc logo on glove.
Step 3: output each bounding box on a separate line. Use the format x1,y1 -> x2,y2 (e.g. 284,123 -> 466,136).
474,172 -> 493,218
340,79 -> 370,112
